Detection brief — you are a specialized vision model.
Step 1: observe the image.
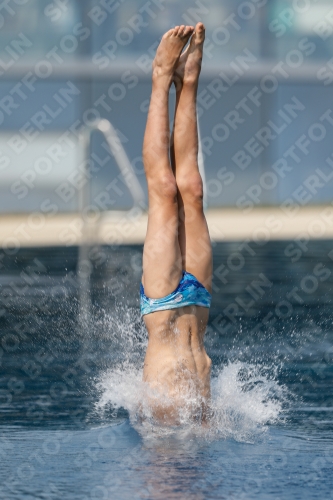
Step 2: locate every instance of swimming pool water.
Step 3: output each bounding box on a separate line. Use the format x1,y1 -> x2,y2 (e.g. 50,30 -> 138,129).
0,241 -> 332,499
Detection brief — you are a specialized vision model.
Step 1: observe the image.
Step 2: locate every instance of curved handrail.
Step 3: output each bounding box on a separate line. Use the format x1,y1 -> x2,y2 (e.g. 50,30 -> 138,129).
78,119 -> 145,216
77,119 -> 145,329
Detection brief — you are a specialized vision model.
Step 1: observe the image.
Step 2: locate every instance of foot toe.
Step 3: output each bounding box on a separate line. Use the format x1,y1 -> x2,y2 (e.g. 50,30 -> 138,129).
194,22 -> 205,43
196,22 -> 205,34
184,25 -> 194,36
163,28 -> 174,39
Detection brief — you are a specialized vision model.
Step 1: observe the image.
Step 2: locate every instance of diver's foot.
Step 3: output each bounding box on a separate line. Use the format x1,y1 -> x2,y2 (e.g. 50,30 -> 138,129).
152,25 -> 194,86
174,22 -> 205,89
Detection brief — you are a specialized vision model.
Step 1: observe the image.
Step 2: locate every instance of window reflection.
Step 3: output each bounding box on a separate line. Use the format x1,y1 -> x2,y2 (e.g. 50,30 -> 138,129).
90,0 -> 262,64
0,0 -> 82,62
0,0 -> 333,65
268,0 -> 333,60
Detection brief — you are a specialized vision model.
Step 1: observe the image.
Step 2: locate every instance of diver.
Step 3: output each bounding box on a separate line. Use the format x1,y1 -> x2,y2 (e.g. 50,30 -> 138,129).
140,23 -> 213,424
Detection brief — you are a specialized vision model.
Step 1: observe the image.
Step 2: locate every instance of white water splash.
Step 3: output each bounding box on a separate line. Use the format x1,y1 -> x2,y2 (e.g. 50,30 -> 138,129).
208,362 -> 285,442
93,305 -> 287,442
95,361 -> 286,443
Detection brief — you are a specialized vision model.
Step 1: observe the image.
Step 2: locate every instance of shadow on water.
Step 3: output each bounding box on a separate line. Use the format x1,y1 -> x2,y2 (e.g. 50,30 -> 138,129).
1,242 -> 333,498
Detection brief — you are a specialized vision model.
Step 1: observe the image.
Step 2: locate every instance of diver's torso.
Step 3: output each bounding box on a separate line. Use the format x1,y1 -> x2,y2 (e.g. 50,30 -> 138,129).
142,305 -> 211,423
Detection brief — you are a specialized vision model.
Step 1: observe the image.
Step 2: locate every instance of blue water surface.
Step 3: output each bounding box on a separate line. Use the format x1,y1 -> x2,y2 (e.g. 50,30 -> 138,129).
0,241 -> 332,499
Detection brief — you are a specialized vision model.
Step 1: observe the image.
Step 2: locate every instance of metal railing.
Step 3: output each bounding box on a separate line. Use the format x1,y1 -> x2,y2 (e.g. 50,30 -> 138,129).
77,119 -> 146,327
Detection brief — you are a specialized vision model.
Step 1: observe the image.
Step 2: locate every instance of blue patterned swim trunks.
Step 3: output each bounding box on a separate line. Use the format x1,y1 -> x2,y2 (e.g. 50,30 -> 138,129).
140,271 -> 211,316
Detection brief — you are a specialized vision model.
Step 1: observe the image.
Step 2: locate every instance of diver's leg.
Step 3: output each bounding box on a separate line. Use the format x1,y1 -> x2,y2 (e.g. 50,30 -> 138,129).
171,23 -> 212,292
142,25 -> 194,298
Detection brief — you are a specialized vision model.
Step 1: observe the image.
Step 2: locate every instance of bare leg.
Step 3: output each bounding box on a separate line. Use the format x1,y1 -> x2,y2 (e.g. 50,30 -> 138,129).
171,23 -> 213,292
142,25 -> 194,299
170,23 -> 212,417
141,25 -> 211,426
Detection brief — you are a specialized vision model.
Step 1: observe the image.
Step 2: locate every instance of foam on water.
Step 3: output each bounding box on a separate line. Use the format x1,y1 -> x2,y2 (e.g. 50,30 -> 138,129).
93,306 -> 287,442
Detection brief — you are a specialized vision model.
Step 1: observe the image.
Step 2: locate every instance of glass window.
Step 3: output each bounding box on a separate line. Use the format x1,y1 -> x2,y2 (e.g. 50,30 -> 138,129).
2,0 -> 333,66
268,0 -> 333,60
90,0 -> 262,65
0,0 -> 83,64
0,0 -> 263,66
